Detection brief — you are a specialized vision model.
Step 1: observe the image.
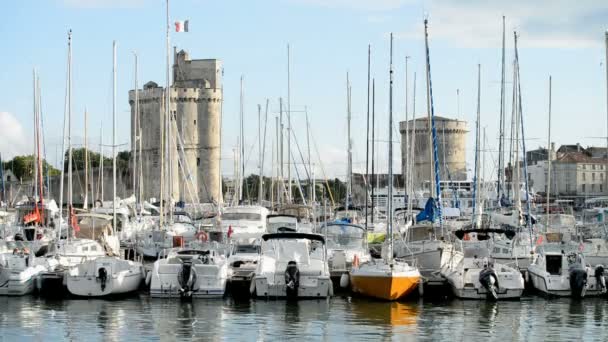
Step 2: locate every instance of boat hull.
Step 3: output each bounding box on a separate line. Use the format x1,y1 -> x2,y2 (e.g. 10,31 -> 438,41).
350,274 -> 419,301
67,272 -> 143,297
253,275 -> 332,299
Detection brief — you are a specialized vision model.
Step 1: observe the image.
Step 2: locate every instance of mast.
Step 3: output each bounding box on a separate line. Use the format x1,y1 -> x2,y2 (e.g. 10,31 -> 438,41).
546,76 -> 552,228
112,40 -> 117,234
58,31 -> 71,240
498,16 -> 506,202
407,72 -> 417,218
258,104 -> 263,204
287,44 -> 292,203
346,72 -> 352,209
424,20 -> 435,197
239,76 -> 244,203
305,106 -> 312,203
33,69 -> 38,204
68,31 -> 73,226
371,79 -> 376,225
512,33 -> 522,225
423,19 -> 443,230
133,52 -> 139,206
83,108 -> 89,209
472,64 -> 481,227
404,56 -> 410,211
279,98 -> 284,205
365,45 -> 371,230
605,31 -> 608,195
387,33 -> 394,263
100,124 -> 104,203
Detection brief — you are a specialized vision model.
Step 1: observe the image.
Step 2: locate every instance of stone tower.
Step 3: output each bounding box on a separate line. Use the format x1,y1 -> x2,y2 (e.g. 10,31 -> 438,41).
400,116 -> 468,189
129,50 -> 222,204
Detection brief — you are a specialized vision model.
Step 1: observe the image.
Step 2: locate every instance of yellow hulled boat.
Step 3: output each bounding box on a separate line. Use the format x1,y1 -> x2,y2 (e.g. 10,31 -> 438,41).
350,260 -> 420,301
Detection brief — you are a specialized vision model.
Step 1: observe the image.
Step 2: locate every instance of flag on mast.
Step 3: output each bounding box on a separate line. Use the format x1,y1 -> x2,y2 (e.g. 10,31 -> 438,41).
175,20 -> 189,32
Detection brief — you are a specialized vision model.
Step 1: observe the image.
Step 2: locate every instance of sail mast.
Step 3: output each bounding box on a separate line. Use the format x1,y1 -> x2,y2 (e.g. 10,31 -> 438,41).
498,16 -> 506,202
112,40 -> 117,235
546,76 -> 552,228
472,64 -> 481,227
346,72 -> 352,209
84,108 -> 88,210
365,44 -> 371,231
387,33 -> 394,263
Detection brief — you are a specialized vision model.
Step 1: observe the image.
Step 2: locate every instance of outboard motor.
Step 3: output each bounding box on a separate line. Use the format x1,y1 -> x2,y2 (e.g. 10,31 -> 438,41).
14,233 -> 24,241
595,265 -> 607,294
97,267 -> 108,292
479,262 -> 499,300
177,260 -> 198,299
568,263 -> 588,298
284,261 -> 300,299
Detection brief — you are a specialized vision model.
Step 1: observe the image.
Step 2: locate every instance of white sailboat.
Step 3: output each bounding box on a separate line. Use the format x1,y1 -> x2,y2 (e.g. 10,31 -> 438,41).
350,33 -> 421,301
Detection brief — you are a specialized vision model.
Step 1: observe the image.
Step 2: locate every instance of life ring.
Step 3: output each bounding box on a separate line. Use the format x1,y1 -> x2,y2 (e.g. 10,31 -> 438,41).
463,233 -> 470,241
195,231 -> 208,242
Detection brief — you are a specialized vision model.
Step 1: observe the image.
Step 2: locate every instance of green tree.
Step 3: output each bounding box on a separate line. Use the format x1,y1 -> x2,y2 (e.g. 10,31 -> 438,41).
2,155 -> 60,181
63,148 -> 130,172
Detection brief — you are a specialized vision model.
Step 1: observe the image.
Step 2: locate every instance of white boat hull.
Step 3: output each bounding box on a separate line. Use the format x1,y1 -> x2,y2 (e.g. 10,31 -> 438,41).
253,275 -> 332,298
66,258 -> 144,297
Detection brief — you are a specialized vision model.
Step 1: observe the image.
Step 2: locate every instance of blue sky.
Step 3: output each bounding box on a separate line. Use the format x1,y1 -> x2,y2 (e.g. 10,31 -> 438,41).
1,0 -> 607,181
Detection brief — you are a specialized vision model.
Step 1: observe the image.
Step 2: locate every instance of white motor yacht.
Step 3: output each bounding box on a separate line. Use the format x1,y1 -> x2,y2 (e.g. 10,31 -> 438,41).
135,222 -> 198,258
528,241 -> 607,298
252,233 -> 332,299
318,222 -> 371,282
226,240 -> 260,297
220,206 -> 269,242
266,214 -> 298,233
149,245 -> 228,298
441,230 -> 525,300
0,249 -> 56,295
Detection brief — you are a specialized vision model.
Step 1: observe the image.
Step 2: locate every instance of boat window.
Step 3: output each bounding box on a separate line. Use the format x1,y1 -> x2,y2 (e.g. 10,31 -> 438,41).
493,247 -> 501,254
82,246 -> 89,252
222,213 -> 261,221
463,248 -> 489,258
235,245 -> 260,254
546,255 -> 562,275
502,248 -> 509,254
91,246 -> 97,251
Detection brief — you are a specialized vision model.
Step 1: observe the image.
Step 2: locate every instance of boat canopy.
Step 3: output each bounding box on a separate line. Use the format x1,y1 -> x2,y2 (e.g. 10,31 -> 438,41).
262,232 -> 325,244
454,228 -> 516,240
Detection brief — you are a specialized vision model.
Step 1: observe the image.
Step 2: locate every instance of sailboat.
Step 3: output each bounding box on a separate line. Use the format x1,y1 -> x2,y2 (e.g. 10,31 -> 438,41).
350,33 -> 420,301
65,41 -> 144,297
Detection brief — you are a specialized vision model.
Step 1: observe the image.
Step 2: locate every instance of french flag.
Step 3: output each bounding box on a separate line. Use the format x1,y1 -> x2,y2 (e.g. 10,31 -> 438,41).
175,20 -> 189,33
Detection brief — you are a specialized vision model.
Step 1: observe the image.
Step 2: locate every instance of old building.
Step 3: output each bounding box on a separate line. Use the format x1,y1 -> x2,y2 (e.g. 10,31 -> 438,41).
129,49 -> 222,203
399,116 -> 468,188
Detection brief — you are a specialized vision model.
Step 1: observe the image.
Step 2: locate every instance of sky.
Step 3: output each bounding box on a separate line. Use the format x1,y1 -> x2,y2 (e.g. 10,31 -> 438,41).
1,0 -> 608,182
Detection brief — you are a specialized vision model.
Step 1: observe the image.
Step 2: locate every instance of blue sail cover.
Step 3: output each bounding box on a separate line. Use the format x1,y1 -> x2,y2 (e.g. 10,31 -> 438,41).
416,197 -> 437,223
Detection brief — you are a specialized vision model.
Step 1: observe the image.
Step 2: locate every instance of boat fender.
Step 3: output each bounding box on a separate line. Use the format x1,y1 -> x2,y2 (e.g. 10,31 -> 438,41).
352,255 -> 360,268
249,278 -> 256,296
595,265 -> 606,293
145,270 -> 152,286
97,267 -> 108,292
284,261 -> 300,299
339,273 -> 350,288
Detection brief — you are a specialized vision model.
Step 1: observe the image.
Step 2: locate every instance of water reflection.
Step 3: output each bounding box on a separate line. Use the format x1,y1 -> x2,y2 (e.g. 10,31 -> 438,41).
1,296 -> 608,341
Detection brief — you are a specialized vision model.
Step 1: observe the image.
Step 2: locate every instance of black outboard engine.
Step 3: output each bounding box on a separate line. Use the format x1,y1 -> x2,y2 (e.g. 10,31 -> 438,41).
97,267 -> 108,292
595,265 -> 606,294
178,260 -> 198,299
14,233 -> 24,241
479,263 -> 499,300
284,261 -> 300,299
568,263 -> 588,298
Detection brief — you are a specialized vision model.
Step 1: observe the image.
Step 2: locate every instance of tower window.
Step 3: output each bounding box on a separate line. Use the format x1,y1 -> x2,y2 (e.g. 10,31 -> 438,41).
197,158 -> 200,166
194,119 -> 197,125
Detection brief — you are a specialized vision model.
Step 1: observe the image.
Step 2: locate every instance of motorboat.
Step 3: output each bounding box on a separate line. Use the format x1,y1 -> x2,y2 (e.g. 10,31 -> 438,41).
149,245 -> 228,298
528,241 -> 607,298
318,222 -> 371,282
220,206 -> 269,241
276,204 -> 315,233
266,214 -> 298,233
490,233 -> 535,273
66,256 -> 144,297
226,240 -> 260,297
0,248 -> 56,295
135,222 -> 198,258
252,233 -> 332,299
441,229 -> 525,300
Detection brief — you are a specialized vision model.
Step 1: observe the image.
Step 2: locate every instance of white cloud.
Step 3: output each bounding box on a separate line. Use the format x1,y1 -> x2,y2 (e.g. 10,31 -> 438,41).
397,0 -> 608,49
0,112 -> 28,160
61,0 -> 145,8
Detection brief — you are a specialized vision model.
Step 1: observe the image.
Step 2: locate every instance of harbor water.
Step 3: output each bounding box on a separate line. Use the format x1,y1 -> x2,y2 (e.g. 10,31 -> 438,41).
2,295 -> 608,341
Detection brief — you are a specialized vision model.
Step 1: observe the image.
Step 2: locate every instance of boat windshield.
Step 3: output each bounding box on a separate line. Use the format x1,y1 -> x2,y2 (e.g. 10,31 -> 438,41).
235,244 -> 260,254
320,225 -> 365,249
222,213 -> 262,221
